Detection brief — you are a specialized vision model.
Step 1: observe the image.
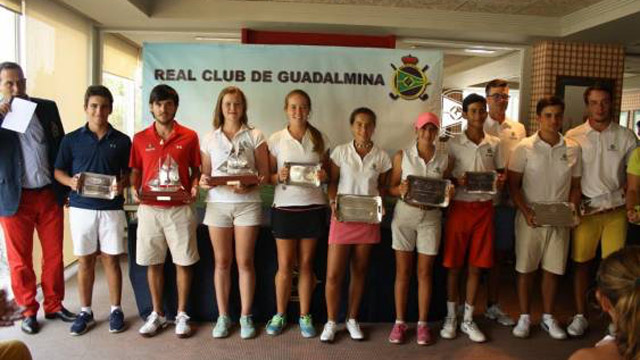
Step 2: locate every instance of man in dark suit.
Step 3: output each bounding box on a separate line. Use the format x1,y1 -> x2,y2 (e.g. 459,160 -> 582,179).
0,62 -> 76,334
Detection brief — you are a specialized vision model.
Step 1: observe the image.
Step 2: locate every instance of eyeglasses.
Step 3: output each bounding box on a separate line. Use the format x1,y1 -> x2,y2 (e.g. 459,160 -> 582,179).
488,93 -> 510,101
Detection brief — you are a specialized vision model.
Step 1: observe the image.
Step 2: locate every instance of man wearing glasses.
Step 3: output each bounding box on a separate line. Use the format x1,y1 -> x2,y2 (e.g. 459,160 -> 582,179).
482,79 -> 526,328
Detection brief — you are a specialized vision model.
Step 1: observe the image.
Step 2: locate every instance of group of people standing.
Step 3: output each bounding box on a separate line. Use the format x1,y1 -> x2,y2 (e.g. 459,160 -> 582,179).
1,59 -> 640,360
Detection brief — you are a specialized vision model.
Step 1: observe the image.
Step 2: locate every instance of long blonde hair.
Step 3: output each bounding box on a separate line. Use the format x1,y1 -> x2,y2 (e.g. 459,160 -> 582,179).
597,246 -> 640,360
213,86 -> 248,130
284,89 -> 325,155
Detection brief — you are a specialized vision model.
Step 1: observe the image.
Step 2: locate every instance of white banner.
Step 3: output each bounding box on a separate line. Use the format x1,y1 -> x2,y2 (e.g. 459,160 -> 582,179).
142,43 -> 443,152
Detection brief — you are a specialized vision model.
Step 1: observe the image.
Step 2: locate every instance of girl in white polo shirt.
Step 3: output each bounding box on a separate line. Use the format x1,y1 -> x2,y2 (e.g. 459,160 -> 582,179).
320,107 -> 391,343
266,89 -> 330,338
387,112 -> 452,346
199,86 -> 270,339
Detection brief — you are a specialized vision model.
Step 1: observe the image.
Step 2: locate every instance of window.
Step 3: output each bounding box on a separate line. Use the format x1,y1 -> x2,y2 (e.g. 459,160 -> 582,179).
103,72 -> 136,136
619,111 -> 629,128
0,5 -> 19,63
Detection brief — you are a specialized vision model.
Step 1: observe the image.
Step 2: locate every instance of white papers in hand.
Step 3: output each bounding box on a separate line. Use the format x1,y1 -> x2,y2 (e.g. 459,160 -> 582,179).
1,98 -> 37,134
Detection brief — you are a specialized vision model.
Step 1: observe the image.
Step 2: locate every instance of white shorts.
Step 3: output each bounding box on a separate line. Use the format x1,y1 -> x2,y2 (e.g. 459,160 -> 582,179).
203,202 -> 263,228
391,201 -> 442,256
69,207 -> 126,256
515,211 -> 570,275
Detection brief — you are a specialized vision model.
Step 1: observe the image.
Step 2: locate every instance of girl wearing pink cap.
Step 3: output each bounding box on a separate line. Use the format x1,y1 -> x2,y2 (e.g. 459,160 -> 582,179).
320,107 -> 392,343
388,112 -> 453,346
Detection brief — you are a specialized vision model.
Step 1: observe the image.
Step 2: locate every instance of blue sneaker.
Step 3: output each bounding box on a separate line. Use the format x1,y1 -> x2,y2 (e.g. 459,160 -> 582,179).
70,311 -> 96,336
109,309 -> 125,333
240,315 -> 256,339
266,313 -> 287,335
299,314 -> 316,338
212,315 -> 232,338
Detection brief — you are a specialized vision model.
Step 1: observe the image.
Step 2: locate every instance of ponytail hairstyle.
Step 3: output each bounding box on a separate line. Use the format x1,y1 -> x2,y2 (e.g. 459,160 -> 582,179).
597,246 -> 640,360
213,86 -> 248,130
284,89 -> 325,155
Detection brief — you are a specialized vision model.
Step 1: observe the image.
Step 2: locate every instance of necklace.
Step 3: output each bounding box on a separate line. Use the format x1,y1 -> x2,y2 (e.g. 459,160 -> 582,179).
354,140 -> 373,150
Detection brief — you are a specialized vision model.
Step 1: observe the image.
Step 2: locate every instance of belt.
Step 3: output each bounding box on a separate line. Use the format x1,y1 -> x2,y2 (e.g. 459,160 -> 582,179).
584,205 -> 625,217
22,184 -> 52,192
403,200 -> 437,211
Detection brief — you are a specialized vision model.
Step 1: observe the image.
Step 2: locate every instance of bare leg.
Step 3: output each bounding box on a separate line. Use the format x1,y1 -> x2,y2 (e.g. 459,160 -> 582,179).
101,254 -> 122,307
234,226 -> 258,316
210,227 -> 234,315
147,264 -> 165,315
393,251 -> 414,321
176,265 -> 192,313
517,271 -> 534,315
447,267 -> 462,304
274,239 -> 297,314
488,250 -> 506,306
573,261 -> 591,315
541,270 -> 559,315
77,254 -> 97,307
347,244 -> 372,320
465,266 -> 482,306
297,238 -> 318,316
325,244 -> 350,321
416,254 -> 435,322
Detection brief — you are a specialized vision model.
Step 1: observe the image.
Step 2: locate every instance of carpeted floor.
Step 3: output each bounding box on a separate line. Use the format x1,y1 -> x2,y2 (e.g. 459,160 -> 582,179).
0,257 -> 607,360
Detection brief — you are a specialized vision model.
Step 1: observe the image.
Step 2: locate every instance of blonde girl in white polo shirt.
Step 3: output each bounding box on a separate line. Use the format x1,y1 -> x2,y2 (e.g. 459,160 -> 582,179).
199,86 -> 270,339
387,112 -> 452,346
320,107 -> 391,343
266,89 -> 330,338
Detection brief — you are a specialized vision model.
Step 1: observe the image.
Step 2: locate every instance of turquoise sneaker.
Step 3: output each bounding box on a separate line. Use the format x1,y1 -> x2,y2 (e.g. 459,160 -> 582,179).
212,314 -> 231,338
266,313 -> 287,335
239,315 -> 256,339
299,314 -> 316,338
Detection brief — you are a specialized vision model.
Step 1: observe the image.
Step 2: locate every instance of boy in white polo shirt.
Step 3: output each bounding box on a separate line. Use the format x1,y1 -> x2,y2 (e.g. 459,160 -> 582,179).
508,96 -> 581,340
441,93 -> 504,343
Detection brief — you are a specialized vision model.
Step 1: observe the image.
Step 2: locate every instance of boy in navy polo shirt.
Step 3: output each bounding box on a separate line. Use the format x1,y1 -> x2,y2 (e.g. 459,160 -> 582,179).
54,85 -> 131,336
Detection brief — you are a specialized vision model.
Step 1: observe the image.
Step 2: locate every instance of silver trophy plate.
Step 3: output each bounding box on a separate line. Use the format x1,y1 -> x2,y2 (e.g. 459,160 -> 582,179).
336,194 -> 383,224
77,172 -> 117,200
531,202 -> 579,227
285,162 -> 321,187
465,171 -> 498,194
405,176 -> 452,208
580,190 -> 625,216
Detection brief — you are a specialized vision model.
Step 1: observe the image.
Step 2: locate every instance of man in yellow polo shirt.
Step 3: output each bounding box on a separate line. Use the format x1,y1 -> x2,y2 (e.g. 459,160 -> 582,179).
565,84 -> 638,337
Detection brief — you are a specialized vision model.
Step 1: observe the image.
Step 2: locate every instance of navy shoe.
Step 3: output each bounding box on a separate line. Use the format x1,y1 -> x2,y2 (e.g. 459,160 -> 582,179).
109,309 -> 125,333
70,311 -> 96,336
21,316 -> 39,335
46,307 -> 77,322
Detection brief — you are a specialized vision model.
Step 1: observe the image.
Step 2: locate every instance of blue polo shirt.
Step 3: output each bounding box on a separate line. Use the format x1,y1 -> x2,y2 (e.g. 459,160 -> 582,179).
55,123 -> 131,210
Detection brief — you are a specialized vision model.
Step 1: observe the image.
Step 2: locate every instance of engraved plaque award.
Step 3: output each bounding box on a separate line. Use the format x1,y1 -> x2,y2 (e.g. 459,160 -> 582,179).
285,162 -> 321,187
465,171 -> 498,194
580,190 -> 625,216
404,176 -> 452,208
208,144 -> 259,186
336,194 -> 383,224
77,172 -> 118,200
139,155 -> 191,202
531,202 -> 579,227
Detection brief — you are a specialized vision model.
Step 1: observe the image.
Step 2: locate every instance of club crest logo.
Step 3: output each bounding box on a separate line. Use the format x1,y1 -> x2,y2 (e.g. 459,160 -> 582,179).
389,55 -> 431,101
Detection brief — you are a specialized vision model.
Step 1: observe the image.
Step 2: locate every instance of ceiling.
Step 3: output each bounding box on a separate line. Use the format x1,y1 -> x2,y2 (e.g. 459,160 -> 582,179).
234,0 -> 602,17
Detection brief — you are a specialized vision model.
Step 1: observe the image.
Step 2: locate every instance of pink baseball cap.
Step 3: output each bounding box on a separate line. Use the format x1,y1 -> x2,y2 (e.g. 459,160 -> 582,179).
414,112 -> 440,130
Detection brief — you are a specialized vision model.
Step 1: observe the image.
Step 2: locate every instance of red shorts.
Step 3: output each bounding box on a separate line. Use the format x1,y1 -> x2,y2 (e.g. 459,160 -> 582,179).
443,200 -> 495,269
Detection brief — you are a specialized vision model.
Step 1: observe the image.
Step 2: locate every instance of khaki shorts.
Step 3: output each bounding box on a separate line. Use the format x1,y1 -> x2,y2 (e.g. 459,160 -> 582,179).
391,201 -> 442,256
572,208 -> 627,263
203,202 -> 263,228
515,211 -> 570,275
136,204 -> 199,266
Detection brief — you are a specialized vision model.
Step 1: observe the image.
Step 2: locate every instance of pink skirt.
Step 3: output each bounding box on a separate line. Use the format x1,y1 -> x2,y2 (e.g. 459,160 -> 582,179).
328,217 -> 381,245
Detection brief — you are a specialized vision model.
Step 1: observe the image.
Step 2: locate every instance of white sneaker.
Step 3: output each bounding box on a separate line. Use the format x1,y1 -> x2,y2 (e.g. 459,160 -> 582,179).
512,315 -> 530,338
345,319 -> 364,340
485,304 -> 515,326
175,312 -> 192,338
139,311 -> 168,337
320,321 -> 338,343
542,316 -> 567,340
440,316 -> 457,339
460,320 -> 486,343
567,314 -> 589,337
